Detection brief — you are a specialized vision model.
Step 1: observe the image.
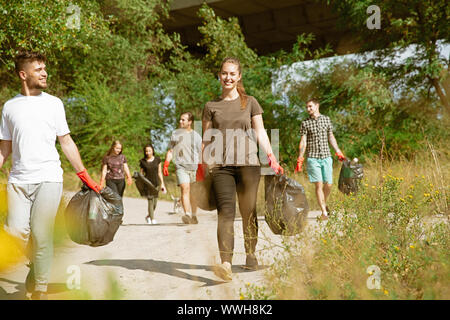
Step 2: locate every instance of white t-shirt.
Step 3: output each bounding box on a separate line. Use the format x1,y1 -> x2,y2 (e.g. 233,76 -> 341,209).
0,92 -> 70,183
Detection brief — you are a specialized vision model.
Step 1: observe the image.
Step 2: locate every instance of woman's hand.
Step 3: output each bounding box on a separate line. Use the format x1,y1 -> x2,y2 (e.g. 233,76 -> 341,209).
267,153 -> 284,175
161,185 -> 167,194
126,176 -> 133,186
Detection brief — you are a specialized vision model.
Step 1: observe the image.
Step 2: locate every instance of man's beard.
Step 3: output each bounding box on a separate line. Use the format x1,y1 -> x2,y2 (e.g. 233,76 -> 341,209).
28,79 -> 47,90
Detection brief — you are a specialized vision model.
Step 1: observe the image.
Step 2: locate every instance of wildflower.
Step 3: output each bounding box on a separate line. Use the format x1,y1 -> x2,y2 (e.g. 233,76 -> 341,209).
407,195 -> 413,199
409,245 -> 415,249
409,185 -> 414,190
400,198 -> 405,202
435,190 -> 440,195
384,259 -> 388,263
239,294 -> 245,300
368,226 -> 373,230
364,183 -> 369,187
424,193 -> 430,197
394,246 -> 400,251
372,186 -> 376,189
321,238 -> 327,244
383,289 -> 389,296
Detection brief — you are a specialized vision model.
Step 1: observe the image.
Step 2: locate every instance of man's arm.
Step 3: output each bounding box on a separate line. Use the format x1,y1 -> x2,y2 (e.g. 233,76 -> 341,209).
298,135 -> 307,159
0,140 -> 12,168
164,149 -> 173,164
295,135 -> 307,173
57,134 -> 85,172
328,132 -> 343,156
58,134 -> 101,192
163,149 -> 173,176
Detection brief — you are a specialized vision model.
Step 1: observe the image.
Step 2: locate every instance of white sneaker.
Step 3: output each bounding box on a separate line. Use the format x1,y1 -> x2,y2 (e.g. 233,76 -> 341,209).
152,219 -> 158,225
146,217 -> 152,224
213,262 -> 232,281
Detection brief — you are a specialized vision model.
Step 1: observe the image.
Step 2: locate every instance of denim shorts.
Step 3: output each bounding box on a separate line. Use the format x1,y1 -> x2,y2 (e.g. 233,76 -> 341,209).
306,157 -> 333,184
176,167 -> 197,185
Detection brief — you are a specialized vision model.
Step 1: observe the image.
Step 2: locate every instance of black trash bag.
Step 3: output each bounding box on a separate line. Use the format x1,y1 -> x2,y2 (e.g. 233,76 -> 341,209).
264,174 -> 309,235
190,171 -> 216,211
132,171 -> 158,197
338,158 -> 364,195
64,185 -> 124,247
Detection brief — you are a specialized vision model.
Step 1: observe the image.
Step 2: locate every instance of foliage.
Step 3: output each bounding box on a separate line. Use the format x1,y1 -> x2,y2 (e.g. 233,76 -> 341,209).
0,0 -> 110,92
242,154 -> 450,300
64,77 -> 159,171
328,0 -> 450,111
0,1 -> 448,173
288,62 -> 447,161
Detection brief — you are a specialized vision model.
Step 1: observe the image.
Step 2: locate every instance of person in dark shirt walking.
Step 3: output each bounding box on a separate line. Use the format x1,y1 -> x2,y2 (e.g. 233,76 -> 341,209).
140,144 -> 166,224
100,140 -> 133,198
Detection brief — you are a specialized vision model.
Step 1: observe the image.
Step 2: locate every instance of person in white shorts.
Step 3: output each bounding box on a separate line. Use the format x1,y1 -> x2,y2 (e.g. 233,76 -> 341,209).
163,112 -> 202,224
0,51 -> 101,300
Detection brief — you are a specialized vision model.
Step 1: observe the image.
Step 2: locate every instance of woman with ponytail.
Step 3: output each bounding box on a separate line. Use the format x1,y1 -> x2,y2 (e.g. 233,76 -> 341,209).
201,57 -> 284,281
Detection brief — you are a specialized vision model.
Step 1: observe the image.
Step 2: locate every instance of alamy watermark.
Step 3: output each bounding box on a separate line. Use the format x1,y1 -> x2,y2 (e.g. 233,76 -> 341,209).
66,3 -> 81,31
66,265 -> 81,290
366,5 -> 381,29
366,265 -> 381,289
170,121 -> 280,175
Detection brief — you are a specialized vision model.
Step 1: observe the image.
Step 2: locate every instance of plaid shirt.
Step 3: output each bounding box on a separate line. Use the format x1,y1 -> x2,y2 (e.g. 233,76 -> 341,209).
300,114 -> 334,159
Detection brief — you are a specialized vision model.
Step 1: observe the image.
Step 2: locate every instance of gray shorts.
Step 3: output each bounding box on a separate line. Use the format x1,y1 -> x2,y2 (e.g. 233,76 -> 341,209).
176,167 -> 197,185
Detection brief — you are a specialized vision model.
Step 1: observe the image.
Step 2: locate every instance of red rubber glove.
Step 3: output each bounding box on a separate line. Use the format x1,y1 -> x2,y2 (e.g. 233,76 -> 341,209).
76,169 -> 101,193
267,153 -> 284,175
163,160 -> 170,176
335,151 -> 346,162
196,163 -> 206,182
295,156 -> 304,173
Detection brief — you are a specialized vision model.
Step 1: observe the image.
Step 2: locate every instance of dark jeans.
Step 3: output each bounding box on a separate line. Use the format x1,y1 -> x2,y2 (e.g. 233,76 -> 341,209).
106,179 -> 126,197
211,166 -> 261,264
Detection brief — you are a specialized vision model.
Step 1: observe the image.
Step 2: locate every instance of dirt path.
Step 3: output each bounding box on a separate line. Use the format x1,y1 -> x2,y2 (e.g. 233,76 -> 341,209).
0,192 -> 322,300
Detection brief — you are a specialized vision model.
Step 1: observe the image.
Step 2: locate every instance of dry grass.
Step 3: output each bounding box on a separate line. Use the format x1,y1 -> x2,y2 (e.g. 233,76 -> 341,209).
242,145 -> 449,300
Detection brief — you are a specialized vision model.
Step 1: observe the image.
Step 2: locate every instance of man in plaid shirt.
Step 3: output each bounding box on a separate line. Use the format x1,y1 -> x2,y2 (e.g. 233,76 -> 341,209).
294,98 -> 345,220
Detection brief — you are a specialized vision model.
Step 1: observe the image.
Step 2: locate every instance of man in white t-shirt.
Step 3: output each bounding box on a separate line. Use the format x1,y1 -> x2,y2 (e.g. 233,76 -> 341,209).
0,51 -> 101,300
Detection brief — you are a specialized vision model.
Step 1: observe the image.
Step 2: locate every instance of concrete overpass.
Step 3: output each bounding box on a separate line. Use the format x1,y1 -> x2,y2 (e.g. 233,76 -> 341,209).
163,0 -> 358,56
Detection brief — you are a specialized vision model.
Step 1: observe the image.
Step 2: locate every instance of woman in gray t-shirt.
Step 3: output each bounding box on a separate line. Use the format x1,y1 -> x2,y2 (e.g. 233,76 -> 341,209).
201,57 -> 284,281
